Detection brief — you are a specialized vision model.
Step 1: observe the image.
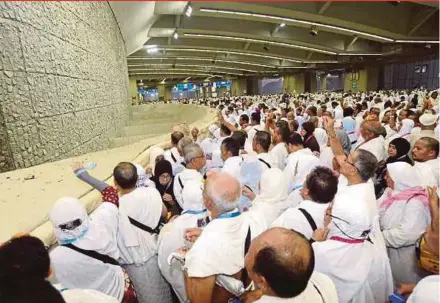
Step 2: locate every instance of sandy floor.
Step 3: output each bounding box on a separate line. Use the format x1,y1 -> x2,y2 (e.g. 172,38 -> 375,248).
0,104 -> 215,244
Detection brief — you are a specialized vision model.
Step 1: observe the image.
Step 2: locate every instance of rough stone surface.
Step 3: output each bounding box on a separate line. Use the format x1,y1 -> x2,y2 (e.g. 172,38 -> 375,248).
0,2 -> 130,172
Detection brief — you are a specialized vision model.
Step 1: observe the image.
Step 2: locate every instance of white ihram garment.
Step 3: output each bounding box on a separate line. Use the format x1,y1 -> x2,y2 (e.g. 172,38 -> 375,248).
352,136 -> 387,162
272,200 -> 329,240
314,182 -> 393,303
270,142 -> 288,170
173,168 -> 203,208
50,199 -> 124,301
244,168 -> 292,237
378,162 -> 431,285
254,272 -> 338,303
158,181 -> 208,303
222,156 -> 244,181
164,147 -> 185,176
284,148 -> 321,194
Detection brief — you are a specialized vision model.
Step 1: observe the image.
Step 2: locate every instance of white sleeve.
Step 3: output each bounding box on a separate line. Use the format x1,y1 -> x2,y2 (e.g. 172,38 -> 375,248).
382,199 -> 430,248
90,203 -> 119,236
271,209 -> 313,239
173,174 -> 183,207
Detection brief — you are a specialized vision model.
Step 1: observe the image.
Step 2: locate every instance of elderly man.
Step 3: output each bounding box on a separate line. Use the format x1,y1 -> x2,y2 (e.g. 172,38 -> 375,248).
412,137 -> 439,186
273,166 -> 338,240
183,172 -> 253,303
242,228 -> 338,303
174,143 -> 206,208
317,116 -> 394,303
409,113 -> 437,150
352,120 -> 387,162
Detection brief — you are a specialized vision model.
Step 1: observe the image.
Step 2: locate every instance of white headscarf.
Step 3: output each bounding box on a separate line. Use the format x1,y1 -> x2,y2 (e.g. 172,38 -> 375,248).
398,118 -> 414,136
50,197 -> 90,245
387,162 -> 419,191
50,197 -> 116,252
314,128 -> 328,151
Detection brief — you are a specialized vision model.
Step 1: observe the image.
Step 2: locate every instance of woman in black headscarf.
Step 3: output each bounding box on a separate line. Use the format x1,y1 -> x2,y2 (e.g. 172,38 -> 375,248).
300,121 -> 320,154
374,137 -> 413,198
150,159 -> 182,216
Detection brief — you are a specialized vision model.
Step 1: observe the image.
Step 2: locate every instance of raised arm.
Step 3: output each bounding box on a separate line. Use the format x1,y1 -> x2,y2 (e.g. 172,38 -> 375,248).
323,116 -> 344,156
72,162 -> 109,192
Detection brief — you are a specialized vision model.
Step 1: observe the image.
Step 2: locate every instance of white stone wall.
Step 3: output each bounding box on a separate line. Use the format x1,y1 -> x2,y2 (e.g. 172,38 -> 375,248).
0,2 -> 130,171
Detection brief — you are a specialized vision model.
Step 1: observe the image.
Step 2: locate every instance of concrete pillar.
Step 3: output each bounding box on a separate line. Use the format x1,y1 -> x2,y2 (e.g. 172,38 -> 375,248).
283,74 -> 305,94
157,84 -> 173,102
231,78 -> 247,96
129,78 -> 138,105
344,67 -> 379,92
319,74 -> 327,91
246,78 -> 259,95
305,71 -> 317,93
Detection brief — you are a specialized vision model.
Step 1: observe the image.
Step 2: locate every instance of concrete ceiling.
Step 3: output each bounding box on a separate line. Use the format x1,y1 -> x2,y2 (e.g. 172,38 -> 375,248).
111,1 -> 439,82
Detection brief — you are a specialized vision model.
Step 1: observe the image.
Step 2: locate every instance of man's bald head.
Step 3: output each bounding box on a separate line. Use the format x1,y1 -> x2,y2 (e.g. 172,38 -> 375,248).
245,228 -> 314,298
204,172 -> 240,212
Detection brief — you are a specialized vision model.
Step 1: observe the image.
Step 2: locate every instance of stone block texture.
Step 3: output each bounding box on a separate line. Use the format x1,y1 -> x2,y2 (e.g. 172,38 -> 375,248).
0,2 -> 130,172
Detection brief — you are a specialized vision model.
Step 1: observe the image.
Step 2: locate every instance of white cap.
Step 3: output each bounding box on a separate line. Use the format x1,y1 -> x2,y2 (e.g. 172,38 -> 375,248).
419,113 -> 437,126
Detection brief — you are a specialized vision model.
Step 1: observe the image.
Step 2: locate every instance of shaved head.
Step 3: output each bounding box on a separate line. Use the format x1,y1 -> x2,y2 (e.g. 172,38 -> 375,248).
204,172 -> 241,212
245,228 -> 314,298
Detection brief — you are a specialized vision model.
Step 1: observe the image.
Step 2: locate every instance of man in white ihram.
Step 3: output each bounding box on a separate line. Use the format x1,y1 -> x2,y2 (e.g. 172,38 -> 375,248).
183,172 -> 254,303
173,143 -> 206,208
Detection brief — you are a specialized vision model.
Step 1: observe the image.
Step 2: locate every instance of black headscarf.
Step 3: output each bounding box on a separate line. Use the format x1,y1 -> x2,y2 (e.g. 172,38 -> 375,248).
387,138 -> 412,165
151,159 -> 181,215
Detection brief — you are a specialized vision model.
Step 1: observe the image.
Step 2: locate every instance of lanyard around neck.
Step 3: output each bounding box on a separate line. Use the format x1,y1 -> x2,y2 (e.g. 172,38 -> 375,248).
216,210 -> 241,220
182,209 -> 207,215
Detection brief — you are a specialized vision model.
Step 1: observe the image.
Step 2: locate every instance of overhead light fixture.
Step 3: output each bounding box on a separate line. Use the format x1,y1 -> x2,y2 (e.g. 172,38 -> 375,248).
128,56 -> 278,68
395,40 -> 439,44
185,5 -> 192,17
183,33 -> 338,55
199,8 -> 394,42
173,31 -> 179,39
144,45 -> 159,54
129,63 -> 258,73
341,53 -> 382,56
163,47 -> 303,63
280,23 -> 286,27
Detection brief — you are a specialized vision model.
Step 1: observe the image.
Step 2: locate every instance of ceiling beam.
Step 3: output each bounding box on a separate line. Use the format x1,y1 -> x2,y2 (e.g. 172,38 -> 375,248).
174,15 -> 181,28
344,35 -> 358,50
408,8 -> 438,36
167,37 -> 172,45
306,51 -> 314,60
271,24 -> 281,37
318,1 -> 332,15
244,41 -> 251,50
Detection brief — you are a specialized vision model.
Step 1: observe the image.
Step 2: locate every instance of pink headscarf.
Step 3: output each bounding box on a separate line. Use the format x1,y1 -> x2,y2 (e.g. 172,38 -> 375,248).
378,162 -> 429,210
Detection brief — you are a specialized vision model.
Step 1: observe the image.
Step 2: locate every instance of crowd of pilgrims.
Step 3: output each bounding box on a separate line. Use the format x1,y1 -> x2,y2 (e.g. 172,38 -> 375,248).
1,89 -> 439,303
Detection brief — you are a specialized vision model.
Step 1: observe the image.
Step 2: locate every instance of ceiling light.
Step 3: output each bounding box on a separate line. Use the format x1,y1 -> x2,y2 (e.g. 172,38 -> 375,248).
163,47 -> 303,63
341,53 -> 382,56
183,33 -> 337,55
395,40 -> 439,44
199,8 -> 394,42
128,56 -> 278,68
129,63 -> 258,73
145,45 -> 159,54
174,31 -> 179,39
280,23 -> 286,27
185,5 -> 192,17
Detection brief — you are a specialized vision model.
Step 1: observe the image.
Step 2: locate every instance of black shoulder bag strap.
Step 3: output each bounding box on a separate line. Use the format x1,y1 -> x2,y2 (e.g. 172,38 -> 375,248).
258,158 -> 271,169
171,152 -> 177,163
128,216 -> 161,234
241,227 -> 252,288
298,208 -> 317,231
63,244 -> 119,266
178,176 -> 184,190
